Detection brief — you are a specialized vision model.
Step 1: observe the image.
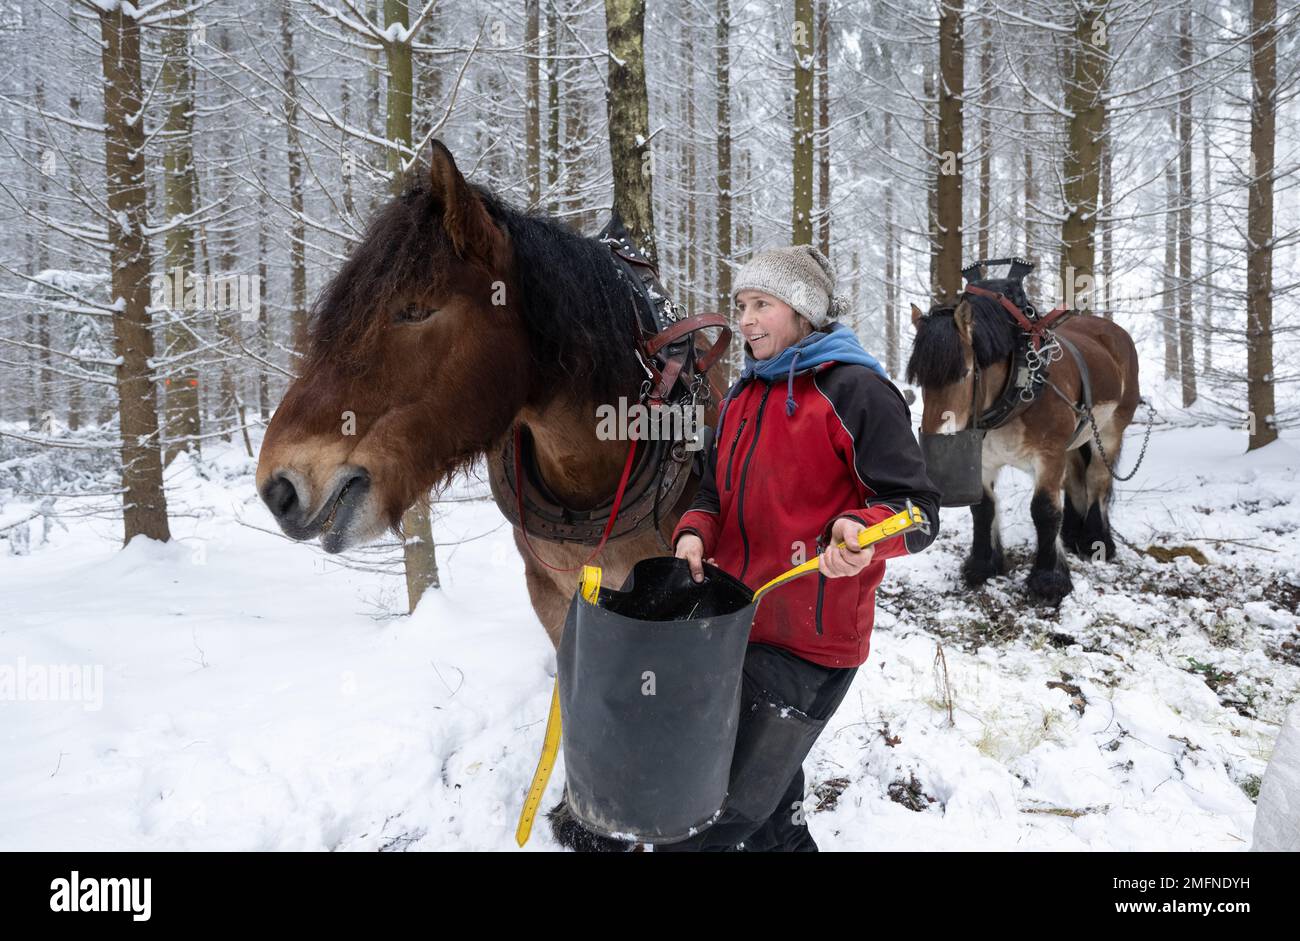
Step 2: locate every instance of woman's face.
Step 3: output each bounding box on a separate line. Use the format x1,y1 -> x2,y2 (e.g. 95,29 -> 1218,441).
735,290 -> 812,360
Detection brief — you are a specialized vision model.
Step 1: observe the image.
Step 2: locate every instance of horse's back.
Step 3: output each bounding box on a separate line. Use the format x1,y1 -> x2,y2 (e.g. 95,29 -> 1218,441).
1058,315 -> 1140,415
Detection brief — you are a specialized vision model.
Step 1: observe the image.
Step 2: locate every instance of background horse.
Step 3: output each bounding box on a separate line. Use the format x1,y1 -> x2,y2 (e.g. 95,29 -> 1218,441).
906,295 -> 1141,603
255,141 -> 720,850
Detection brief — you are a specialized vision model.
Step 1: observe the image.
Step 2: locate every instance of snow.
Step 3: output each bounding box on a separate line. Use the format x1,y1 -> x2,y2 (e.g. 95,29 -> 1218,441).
1,417 -> 1296,851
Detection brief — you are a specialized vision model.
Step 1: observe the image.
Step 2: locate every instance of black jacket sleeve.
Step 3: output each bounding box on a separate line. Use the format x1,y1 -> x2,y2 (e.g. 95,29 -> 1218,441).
813,365 -> 942,558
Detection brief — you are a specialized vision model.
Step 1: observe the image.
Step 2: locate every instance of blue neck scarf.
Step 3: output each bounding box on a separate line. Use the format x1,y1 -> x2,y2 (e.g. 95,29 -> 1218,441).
733,322 -> 889,416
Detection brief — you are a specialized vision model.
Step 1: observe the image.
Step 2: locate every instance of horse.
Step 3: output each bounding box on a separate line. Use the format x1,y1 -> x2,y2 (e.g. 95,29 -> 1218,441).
905,292 -> 1141,604
255,140 -> 724,851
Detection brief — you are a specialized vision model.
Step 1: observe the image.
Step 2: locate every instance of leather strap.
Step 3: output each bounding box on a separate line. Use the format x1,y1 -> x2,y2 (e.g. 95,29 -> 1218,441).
512,424 -> 640,572
964,284 -> 1075,351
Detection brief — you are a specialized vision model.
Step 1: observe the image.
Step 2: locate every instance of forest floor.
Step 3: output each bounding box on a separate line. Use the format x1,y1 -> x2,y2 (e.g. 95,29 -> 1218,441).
1,401 -> 1297,851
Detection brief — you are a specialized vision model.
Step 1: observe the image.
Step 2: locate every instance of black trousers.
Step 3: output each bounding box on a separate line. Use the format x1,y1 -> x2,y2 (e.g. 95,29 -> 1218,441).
655,642 -> 858,852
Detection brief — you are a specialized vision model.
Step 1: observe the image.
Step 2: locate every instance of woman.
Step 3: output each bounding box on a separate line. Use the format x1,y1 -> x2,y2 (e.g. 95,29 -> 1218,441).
661,244 -> 941,852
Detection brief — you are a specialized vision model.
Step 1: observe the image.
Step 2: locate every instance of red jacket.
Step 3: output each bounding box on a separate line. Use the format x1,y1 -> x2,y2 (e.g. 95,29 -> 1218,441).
672,362 -> 941,668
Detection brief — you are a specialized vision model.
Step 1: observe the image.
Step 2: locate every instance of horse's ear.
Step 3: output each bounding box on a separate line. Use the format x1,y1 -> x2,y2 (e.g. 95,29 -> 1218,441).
910,303 -> 924,329
429,139 -> 500,263
953,299 -> 974,343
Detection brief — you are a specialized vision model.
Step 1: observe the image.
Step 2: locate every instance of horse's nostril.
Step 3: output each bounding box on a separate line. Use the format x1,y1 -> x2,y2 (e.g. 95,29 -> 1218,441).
263,475 -> 299,520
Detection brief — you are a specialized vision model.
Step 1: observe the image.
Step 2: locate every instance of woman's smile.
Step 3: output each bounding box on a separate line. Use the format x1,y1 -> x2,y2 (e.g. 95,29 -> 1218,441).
736,289 -> 810,360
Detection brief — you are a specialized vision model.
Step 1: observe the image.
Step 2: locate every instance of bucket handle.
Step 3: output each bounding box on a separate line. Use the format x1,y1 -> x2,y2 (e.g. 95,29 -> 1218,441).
750,501 -> 929,604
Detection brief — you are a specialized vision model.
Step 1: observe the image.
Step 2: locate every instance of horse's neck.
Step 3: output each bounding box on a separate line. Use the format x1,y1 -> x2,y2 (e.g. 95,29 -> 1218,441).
978,357 -> 1010,415
517,398 -> 634,510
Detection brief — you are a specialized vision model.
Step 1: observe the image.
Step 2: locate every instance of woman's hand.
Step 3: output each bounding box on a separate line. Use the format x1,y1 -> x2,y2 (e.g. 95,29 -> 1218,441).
821,517 -> 875,578
675,534 -> 715,583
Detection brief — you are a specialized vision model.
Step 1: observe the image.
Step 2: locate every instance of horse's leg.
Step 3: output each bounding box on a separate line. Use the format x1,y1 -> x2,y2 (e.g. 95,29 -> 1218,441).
1026,456 -> 1073,603
962,465 -> 1006,587
1061,447 -> 1091,559
1081,428 -> 1122,561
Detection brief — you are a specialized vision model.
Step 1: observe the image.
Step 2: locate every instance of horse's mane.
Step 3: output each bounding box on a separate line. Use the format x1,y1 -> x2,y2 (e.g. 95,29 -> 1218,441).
305,180 -> 642,405
905,293 -> 1017,387
476,186 -> 641,404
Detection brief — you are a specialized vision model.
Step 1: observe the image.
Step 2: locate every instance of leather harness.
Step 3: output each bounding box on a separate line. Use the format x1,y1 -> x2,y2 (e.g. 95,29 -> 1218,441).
958,263 -> 1090,441
486,212 -> 733,564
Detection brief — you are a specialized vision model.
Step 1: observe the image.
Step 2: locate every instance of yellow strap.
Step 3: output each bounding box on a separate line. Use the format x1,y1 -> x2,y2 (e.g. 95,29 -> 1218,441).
516,565 -> 602,847
750,504 -> 926,604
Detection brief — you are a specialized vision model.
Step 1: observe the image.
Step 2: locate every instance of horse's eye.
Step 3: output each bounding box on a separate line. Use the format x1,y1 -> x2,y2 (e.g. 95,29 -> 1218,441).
395,304 -> 437,324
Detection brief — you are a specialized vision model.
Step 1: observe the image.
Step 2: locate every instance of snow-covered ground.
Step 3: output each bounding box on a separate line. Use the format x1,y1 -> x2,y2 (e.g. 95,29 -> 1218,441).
2,402 -> 1297,851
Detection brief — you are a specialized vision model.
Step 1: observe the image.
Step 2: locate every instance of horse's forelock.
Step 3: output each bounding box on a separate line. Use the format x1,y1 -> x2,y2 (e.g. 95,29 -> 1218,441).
905,294 -> 1017,387
305,186 -> 453,370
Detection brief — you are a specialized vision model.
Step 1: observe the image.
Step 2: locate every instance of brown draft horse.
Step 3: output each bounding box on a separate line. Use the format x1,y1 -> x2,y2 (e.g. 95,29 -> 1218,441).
255,141 -> 718,851
905,294 -> 1141,604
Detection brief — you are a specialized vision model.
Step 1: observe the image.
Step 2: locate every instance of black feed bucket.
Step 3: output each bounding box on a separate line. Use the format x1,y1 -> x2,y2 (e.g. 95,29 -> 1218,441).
556,556 -> 755,844
920,428 -> 987,507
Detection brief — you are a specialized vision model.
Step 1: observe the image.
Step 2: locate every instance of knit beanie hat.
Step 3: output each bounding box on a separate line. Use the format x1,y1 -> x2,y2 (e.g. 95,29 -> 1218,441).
732,244 -> 850,329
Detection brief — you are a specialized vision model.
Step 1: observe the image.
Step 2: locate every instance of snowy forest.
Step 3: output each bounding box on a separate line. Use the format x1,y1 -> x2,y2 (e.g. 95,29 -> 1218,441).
1,0 -> 1299,853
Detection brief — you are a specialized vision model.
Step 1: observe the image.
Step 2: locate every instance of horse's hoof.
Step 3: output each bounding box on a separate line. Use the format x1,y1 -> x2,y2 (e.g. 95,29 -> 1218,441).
962,553 -> 1004,587
1026,567 -> 1073,604
546,796 -> 638,853
1062,531 -> 1091,559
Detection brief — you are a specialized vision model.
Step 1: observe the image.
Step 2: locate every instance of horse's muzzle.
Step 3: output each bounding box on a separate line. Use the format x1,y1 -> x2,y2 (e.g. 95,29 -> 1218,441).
920,429 -> 986,507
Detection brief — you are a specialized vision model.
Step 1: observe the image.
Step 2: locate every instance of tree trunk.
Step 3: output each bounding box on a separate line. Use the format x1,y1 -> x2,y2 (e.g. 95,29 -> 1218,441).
215,27 -> 241,445
1201,114 -> 1213,372
161,8 -> 200,463
935,0 -> 964,304
547,1 -> 560,214
715,0 -> 733,320
977,12 -> 992,263
1059,2 -> 1106,312
1177,2 -> 1197,406
1023,103 -> 1034,268
562,29 -> 586,229
884,111 -> 898,376
1162,115 -> 1180,382
1245,0 -> 1277,450
1100,111 -> 1113,319
925,66 -> 938,298
384,0 -> 413,187
98,4 -> 171,544
792,0 -> 814,245
816,0 -> 831,256
281,0 -> 309,354
67,96 -> 83,430
33,80 -> 52,424
685,19 -> 698,312
604,0 -> 659,266
526,0 -> 541,209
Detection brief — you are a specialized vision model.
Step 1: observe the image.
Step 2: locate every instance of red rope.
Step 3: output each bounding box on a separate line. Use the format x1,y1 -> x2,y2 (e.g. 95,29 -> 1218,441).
512,424 -> 640,573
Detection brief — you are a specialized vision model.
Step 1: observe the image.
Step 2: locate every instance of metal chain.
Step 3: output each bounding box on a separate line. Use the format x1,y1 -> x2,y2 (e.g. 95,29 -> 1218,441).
1086,397 -> 1156,482
1020,331 -> 1064,402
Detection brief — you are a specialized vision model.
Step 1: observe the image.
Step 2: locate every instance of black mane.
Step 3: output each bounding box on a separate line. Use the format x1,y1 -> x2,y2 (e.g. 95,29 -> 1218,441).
476,186 -> 641,404
905,293 -> 1017,387
307,180 -> 640,404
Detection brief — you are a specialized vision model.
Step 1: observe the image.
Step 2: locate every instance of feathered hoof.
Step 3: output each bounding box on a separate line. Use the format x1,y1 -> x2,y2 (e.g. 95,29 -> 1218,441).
962,551 -> 1005,588
546,796 -> 639,853
1026,566 -> 1073,605
1067,529 -> 1117,562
